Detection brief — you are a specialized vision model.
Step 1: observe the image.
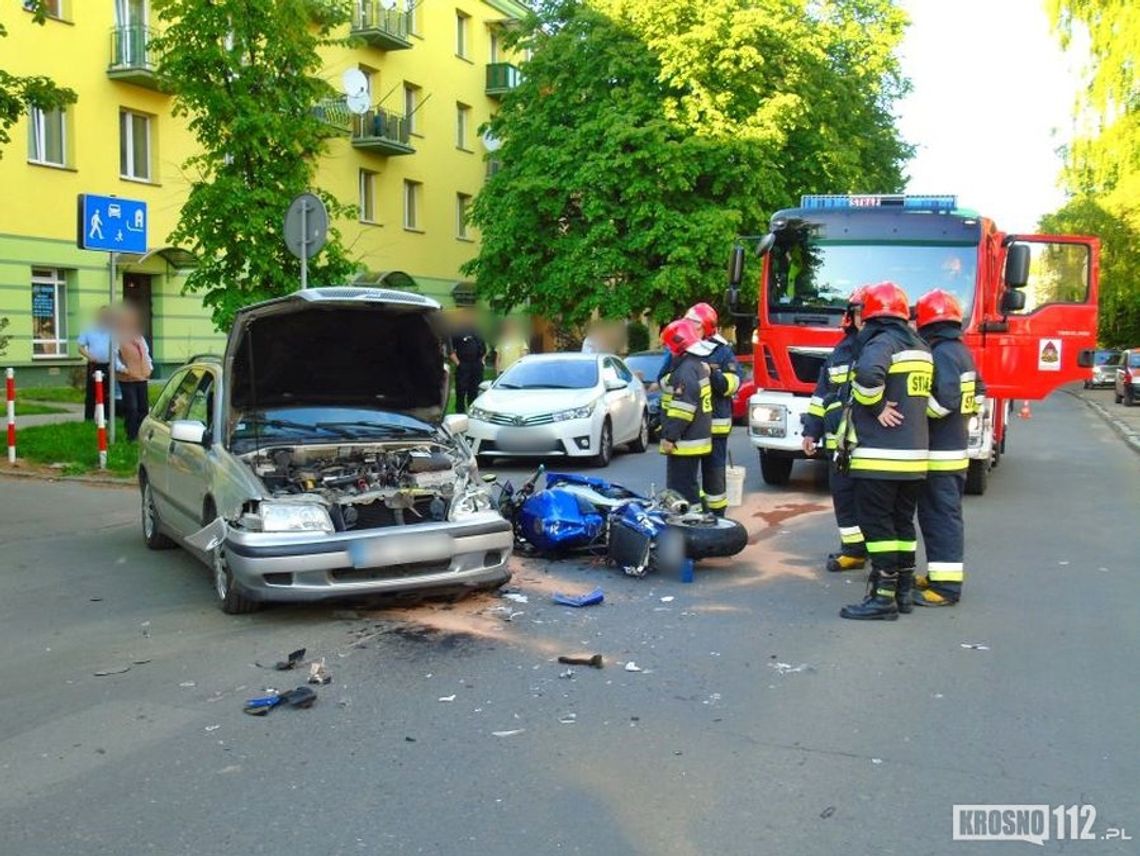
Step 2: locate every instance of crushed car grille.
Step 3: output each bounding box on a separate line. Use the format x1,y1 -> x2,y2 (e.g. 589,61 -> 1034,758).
348,496 -> 443,530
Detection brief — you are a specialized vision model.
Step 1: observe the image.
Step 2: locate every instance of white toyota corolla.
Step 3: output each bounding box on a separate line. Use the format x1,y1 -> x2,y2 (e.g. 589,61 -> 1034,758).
466,353 -> 650,466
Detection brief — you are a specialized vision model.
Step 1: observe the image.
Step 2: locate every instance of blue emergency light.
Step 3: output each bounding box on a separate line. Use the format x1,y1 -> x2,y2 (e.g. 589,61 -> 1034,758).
800,194 -> 958,213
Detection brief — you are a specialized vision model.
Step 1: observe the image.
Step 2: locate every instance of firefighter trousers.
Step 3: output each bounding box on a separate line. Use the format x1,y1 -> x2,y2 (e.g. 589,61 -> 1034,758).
829,466 -> 865,556
853,478 -> 920,573
701,436 -> 728,516
917,473 -> 965,589
666,455 -> 703,506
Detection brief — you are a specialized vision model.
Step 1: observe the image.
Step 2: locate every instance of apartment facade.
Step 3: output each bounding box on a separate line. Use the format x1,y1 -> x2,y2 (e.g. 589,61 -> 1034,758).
0,0 -> 526,384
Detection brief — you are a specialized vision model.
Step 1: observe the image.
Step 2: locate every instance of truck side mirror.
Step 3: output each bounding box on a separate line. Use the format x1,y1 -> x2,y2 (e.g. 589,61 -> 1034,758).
727,245 -> 745,288
724,286 -> 739,312
754,233 -> 776,257
1004,243 -> 1031,288
1000,290 -> 1026,314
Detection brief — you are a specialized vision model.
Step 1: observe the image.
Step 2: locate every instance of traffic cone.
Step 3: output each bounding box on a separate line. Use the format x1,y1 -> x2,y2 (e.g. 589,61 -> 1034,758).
1019,400 -> 1032,420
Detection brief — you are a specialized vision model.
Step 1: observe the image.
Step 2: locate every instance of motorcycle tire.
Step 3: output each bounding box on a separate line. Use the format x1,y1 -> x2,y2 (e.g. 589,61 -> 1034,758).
670,516 -> 748,560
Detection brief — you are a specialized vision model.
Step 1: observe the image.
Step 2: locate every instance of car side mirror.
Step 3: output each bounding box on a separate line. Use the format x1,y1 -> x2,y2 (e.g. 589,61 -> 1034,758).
444,413 -> 469,435
604,378 -> 626,392
1000,290 -> 1026,314
1004,243 -> 1031,288
171,419 -> 208,445
1076,349 -> 1095,368
478,380 -> 493,393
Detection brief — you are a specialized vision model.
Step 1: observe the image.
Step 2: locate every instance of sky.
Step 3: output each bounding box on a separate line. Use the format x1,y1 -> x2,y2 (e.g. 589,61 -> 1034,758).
895,0 -> 1088,232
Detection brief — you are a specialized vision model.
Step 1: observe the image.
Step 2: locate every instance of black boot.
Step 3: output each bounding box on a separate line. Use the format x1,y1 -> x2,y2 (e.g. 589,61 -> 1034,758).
840,570 -> 899,621
896,568 -> 915,614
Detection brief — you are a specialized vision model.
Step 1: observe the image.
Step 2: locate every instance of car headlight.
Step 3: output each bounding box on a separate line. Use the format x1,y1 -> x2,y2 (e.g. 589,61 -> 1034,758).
469,406 -> 492,421
255,502 -> 334,533
552,399 -> 598,422
450,483 -> 493,519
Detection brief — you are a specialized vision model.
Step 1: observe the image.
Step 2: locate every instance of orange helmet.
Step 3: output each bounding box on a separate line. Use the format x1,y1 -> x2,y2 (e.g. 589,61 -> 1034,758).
684,302 -> 718,338
860,282 -> 910,322
916,289 -> 964,328
661,318 -> 703,356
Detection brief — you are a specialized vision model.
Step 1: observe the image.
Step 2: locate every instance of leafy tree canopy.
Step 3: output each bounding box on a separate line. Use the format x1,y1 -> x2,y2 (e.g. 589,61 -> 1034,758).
151,0 -> 357,330
464,0 -> 912,324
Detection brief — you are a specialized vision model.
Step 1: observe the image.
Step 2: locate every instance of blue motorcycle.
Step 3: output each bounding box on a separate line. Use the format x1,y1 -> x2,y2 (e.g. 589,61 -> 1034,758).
494,466 -> 748,576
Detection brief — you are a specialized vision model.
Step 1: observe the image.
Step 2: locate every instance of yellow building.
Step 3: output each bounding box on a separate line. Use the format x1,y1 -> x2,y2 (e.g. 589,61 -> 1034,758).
0,0 -> 526,384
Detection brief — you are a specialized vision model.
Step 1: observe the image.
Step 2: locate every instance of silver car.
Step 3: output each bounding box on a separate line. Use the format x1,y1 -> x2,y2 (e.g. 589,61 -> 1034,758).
137,288 -> 513,614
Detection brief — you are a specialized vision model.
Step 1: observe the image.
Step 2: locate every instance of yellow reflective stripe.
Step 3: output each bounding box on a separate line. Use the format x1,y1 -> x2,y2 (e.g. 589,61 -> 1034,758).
825,400 -> 843,412
825,437 -> 838,450
927,396 -> 952,418
807,403 -> 826,417
866,540 -> 900,553
959,371 -> 977,381
664,408 -> 694,422
670,439 -> 712,456
889,361 -> 934,375
928,458 -> 968,471
705,493 -> 728,509
852,382 -> 884,405
839,530 -> 864,545
892,349 -> 932,364
853,447 -> 926,460
669,399 -> 696,414
849,458 -> 928,473
723,373 -> 740,396
928,562 -> 965,581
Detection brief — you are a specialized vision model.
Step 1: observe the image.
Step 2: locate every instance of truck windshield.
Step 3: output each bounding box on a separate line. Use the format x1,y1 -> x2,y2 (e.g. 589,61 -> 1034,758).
767,228 -> 978,325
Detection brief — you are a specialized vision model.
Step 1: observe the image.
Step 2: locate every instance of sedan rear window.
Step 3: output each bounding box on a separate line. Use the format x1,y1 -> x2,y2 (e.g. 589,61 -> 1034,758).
496,359 -> 598,390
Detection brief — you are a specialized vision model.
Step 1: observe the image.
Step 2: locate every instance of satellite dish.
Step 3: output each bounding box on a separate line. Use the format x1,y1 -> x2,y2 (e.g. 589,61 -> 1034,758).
482,130 -> 502,153
380,0 -> 398,9
347,91 -> 372,115
342,68 -> 368,97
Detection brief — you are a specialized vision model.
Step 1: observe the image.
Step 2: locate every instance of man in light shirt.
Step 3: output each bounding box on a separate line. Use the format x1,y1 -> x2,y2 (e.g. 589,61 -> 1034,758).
76,306 -> 114,421
495,318 -> 529,375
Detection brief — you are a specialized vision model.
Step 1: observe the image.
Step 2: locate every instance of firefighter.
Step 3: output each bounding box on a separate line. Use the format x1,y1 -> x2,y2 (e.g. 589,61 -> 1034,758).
683,302 -> 740,516
838,282 -> 931,621
658,318 -> 713,505
802,287 -> 867,571
913,289 -> 984,607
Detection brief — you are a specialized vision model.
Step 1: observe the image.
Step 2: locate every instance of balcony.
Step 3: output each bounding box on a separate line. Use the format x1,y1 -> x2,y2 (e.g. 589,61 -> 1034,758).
351,2 -> 412,51
485,62 -> 521,98
107,25 -> 160,90
313,99 -> 352,134
351,109 -> 415,156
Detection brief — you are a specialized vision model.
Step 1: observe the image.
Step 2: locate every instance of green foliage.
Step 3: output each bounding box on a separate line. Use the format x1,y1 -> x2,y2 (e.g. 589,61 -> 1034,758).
151,0 -> 358,330
0,316 -> 9,357
464,0 -> 911,324
626,319 -> 650,352
0,0 -> 77,157
17,419 -> 138,477
1040,198 -> 1140,348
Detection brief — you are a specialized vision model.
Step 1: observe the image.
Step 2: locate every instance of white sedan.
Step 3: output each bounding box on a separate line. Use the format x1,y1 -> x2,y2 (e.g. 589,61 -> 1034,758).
466,353 -> 650,466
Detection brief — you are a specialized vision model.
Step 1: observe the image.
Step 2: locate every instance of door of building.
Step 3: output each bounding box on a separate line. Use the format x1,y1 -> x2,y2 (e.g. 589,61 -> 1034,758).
122,272 -> 153,349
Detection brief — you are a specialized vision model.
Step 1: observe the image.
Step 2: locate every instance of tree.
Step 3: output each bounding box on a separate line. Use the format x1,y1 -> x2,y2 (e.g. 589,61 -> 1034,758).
151,0 -> 358,330
463,0 -> 911,324
0,0 -> 77,157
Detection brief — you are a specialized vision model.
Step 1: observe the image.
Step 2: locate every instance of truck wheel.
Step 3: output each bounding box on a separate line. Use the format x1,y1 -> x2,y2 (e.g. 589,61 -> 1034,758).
759,450 -> 793,486
965,459 -> 989,496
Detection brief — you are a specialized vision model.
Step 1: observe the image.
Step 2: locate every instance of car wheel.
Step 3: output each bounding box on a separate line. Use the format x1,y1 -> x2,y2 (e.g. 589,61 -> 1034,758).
140,477 -> 174,550
759,450 -> 793,486
202,499 -> 260,615
628,411 -> 649,453
592,419 -> 613,467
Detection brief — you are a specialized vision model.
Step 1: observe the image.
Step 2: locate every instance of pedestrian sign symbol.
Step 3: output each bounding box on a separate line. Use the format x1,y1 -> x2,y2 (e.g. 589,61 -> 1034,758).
76,194 -> 147,254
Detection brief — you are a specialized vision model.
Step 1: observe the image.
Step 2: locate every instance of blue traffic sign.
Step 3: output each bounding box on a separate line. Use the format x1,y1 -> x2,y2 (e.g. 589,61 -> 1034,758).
76,194 -> 148,254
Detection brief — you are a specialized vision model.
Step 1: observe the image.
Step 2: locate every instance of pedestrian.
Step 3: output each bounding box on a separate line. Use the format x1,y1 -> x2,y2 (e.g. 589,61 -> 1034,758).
76,306 -> 114,422
495,317 -> 529,375
838,282 -> 931,621
913,289 -> 984,607
580,323 -> 599,354
114,303 -> 153,441
682,302 -> 740,516
450,311 -> 486,413
658,318 -> 712,506
802,287 -> 868,570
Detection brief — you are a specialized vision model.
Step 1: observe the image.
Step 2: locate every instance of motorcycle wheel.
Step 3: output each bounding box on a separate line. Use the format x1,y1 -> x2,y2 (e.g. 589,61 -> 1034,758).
670,515 -> 748,560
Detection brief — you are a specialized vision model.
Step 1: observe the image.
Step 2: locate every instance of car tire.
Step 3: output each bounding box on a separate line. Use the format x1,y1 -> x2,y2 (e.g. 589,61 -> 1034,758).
592,419 -> 613,467
140,476 -> 175,550
759,450 -> 793,486
965,458 -> 989,496
1083,381 -> 1090,389
202,500 -> 260,615
671,515 -> 749,560
628,411 -> 650,453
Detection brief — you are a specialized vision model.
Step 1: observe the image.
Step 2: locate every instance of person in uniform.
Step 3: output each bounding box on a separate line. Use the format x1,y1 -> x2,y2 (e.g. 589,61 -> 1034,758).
450,315 -> 486,413
839,282 -> 931,621
802,287 -> 867,570
913,289 -> 984,607
658,318 -> 713,505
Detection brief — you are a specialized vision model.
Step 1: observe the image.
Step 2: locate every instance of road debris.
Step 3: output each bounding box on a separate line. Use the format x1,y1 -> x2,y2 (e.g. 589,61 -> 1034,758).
438,695 -> 456,703
502,592 -> 529,604
558,669 -> 575,680
660,596 -> 675,603
558,654 -> 603,669
820,806 -> 836,819
624,662 -> 643,673
139,621 -> 151,639
492,729 -> 524,737
275,648 -> 306,670
242,686 -> 317,715
93,666 -> 131,677
552,587 -> 605,608
204,725 -> 221,733
871,758 -> 883,765
960,643 -> 990,651
307,659 -> 332,685
179,681 -> 196,688
558,714 -> 577,725
769,662 -> 815,675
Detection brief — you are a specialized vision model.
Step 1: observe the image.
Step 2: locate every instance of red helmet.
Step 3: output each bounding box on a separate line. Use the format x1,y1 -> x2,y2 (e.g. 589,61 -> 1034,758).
661,318 -> 703,356
915,289 -> 964,328
860,282 -> 910,322
684,302 -> 718,338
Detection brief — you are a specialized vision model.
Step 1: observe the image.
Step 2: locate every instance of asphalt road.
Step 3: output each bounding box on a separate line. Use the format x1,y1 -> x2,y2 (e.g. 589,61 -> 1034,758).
0,390 -> 1137,856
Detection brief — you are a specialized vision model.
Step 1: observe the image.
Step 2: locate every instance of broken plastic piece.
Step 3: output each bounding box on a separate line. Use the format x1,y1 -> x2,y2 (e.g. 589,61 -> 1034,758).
243,692 -> 282,715
552,587 -> 604,608
624,661 -> 643,673
275,648 -> 306,670
438,694 -> 456,703
502,592 -> 528,604
960,643 -> 990,651
492,729 -> 524,737
185,517 -> 227,552
308,659 -> 331,685
558,654 -> 603,669
93,665 -> 131,677
278,686 -> 317,709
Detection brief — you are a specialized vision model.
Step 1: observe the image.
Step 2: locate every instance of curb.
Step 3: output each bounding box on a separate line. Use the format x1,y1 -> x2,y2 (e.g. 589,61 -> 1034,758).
1063,389 -> 1140,455
0,467 -> 135,489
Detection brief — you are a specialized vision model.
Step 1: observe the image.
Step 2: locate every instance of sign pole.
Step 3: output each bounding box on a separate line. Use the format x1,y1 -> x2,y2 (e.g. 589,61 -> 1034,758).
108,251 -> 117,445
300,197 -> 309,290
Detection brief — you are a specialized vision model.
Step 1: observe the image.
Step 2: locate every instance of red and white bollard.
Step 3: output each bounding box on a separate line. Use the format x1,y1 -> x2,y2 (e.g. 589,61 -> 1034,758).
6,368 -> 15,464
94,369 -> 107,470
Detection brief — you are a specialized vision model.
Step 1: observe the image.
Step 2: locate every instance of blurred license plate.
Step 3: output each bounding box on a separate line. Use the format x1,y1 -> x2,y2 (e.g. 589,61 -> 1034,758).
498,429 -> 553,451
348,533 -> 451,569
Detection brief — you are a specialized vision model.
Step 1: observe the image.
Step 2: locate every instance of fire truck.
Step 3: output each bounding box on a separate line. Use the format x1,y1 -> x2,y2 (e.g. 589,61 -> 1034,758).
726,194 -> 1100,495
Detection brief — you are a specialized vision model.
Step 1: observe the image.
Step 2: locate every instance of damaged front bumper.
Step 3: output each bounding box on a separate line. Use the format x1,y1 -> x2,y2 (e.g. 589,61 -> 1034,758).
209,511 -> 513,602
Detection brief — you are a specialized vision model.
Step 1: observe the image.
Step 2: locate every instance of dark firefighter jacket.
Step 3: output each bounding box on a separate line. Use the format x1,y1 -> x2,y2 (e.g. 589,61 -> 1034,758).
845,318 -> 932,480
921,322 -> 986,476
804,329 -> 859,451
659,352 -> 713,456
660,337 -> 740,436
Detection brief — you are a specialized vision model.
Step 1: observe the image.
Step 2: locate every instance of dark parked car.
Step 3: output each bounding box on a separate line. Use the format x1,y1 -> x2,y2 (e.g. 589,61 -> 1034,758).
1113,349 -> 1140,406
624,350 -> 668,441
1085,349 -> 1121,389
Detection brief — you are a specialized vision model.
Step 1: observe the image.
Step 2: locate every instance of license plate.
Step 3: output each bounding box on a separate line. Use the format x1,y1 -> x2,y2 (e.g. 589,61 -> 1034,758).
348,533 -> 451,569
498,429 -> 553,452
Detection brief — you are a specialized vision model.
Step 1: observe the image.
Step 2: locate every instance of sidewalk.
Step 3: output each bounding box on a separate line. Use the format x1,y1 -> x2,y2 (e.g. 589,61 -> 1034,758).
16,402 -> 85,429
1064,382 -> 1140,454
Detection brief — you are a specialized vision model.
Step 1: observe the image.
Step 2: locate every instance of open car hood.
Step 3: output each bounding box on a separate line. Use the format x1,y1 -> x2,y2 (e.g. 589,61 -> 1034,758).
225,287 -> 447,421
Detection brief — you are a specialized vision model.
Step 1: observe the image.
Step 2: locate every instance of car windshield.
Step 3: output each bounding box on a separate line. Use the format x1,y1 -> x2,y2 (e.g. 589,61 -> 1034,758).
624,353 -> 667,383
1095,351 -> 1121,366
230,406 -> 436,451
766,225 -> 978,325
1129,354 -> 1140,369
496,359 -> 598,390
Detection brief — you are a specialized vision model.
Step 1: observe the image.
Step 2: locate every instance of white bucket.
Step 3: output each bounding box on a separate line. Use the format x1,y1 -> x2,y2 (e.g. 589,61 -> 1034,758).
725,465 -> 746,507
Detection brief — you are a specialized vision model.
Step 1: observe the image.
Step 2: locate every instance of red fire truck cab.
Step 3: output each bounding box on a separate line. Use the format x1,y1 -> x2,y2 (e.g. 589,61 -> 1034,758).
729,194 -> 1099,494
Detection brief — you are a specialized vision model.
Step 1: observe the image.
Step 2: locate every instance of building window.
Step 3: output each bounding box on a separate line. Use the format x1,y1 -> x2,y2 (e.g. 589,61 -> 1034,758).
404,83 -> 420,135
359,169 -> 377,223
25,0 -> 64,19
31,268 -> 69,358
489,29 -> 500,62
455,10 -> 470,58
456,193 -> 471,239
28,106 -> 67,167
455,103 -> 470,150
119,110 -> 152,181
403,180 -> 422,230
407,0 -> 421,36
